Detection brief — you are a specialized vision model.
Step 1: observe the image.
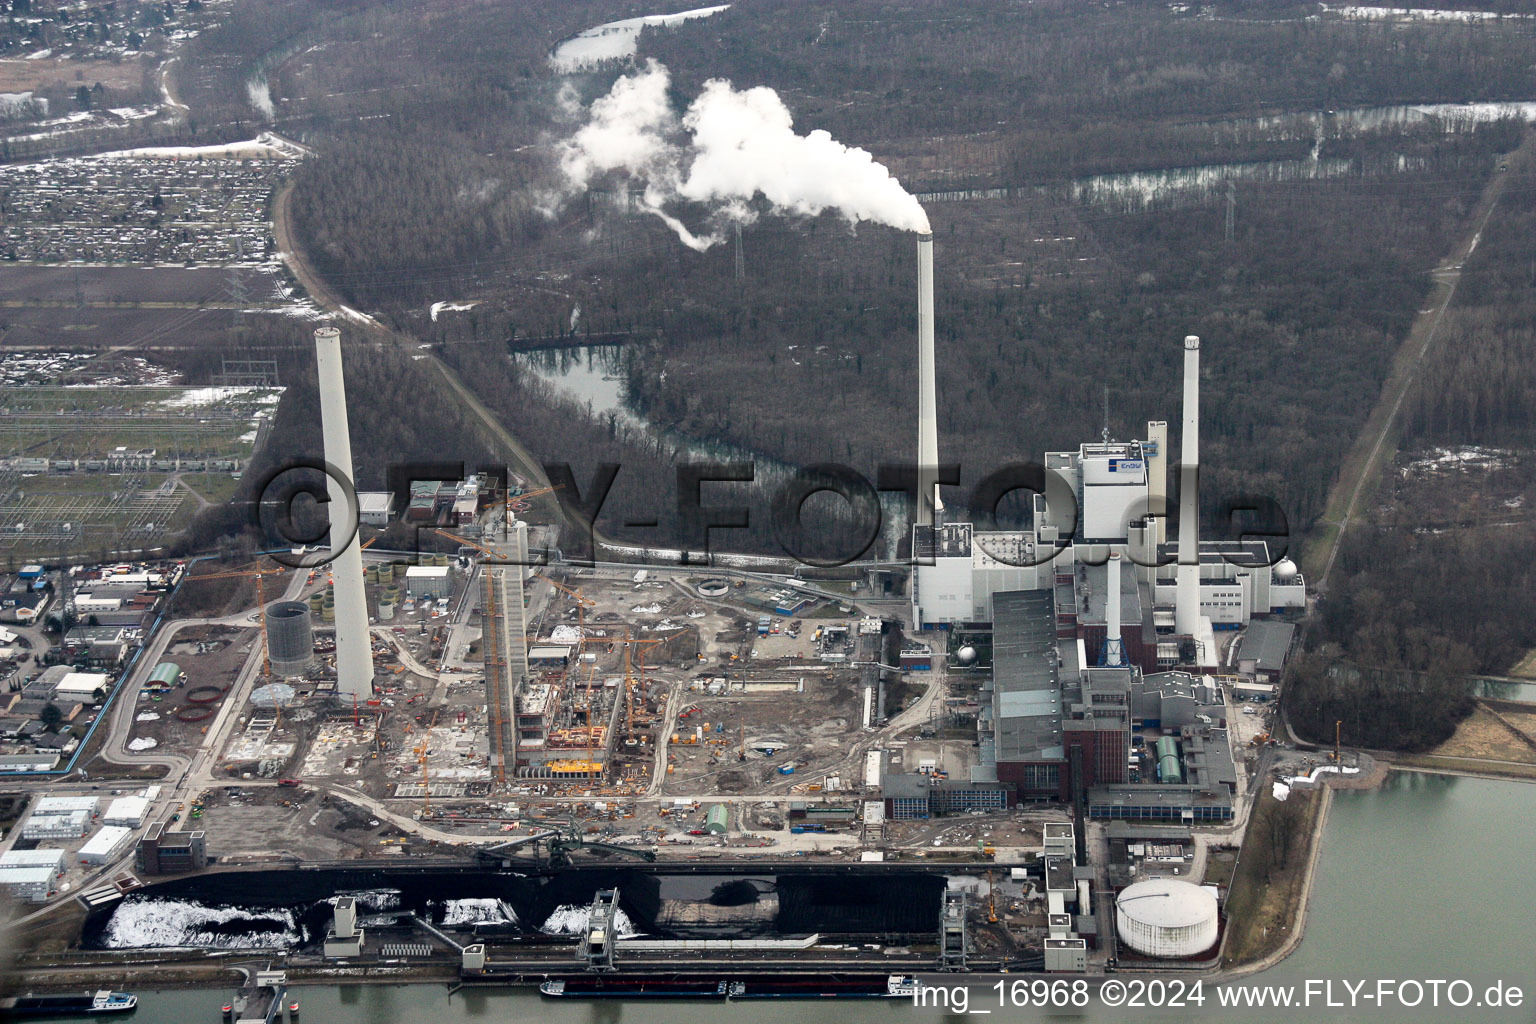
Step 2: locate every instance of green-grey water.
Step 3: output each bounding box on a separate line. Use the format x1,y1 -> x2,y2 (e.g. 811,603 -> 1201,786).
28,773 -> 1536,1023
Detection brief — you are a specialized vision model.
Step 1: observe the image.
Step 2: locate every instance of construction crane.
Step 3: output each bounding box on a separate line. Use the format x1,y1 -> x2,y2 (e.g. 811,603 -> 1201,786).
506,482 -> 560,519
544,576 -> 596,626
987,870 -> 998,924
413,707 -> 440,815
186,560 -> 287,687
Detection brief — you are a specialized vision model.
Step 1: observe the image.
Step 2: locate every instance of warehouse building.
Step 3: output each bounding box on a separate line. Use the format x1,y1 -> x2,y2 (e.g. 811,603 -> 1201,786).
78,824 -> 135,865
103,795 -> 149,827
53,671 -> 111,702
404,565 -> 452,601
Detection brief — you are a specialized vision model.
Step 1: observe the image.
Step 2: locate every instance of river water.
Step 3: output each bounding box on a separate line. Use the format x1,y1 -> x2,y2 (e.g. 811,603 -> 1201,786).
45,772 -> 1533,1023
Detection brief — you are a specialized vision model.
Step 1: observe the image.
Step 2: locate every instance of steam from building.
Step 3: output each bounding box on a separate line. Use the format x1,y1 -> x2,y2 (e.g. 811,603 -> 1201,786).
556,60 -> 929,250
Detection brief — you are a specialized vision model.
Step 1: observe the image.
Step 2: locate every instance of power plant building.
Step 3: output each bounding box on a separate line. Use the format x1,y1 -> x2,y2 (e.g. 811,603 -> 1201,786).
264,601 -> 316,678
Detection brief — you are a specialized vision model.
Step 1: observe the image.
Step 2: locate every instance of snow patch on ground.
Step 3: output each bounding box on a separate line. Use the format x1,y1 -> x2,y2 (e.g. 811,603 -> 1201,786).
539,904 -> 641,937
429,300 -> 478,322
135,712 -> 161,722
329,889 -> 401,912
101,897 -> 302,949
436,898 -> 517,926
1320,4 -> 1532,22
127,736 -> 157,751
96,132 -> 309,161
549,5 -> 730,72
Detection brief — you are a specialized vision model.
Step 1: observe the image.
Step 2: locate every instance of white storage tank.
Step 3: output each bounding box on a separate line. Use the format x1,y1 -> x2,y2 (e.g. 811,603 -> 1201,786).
1114,879 -> 1218,958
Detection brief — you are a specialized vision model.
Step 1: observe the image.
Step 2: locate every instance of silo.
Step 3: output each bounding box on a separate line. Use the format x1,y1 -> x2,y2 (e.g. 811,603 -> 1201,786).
365,565 -> 379,584
377,563 -> 394,585
1114,880 -> 1218,958
265,601 -> 317,677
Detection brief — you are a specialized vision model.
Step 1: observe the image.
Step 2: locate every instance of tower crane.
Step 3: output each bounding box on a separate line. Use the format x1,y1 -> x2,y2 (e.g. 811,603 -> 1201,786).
186,560 -> 288,687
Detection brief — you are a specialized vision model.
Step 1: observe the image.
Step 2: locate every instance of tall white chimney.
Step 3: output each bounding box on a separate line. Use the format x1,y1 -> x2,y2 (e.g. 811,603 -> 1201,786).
917,233 -> 942,527
314,325 -> 374,701
1104,552 -> 1125,668
1175,335 -> 1201,638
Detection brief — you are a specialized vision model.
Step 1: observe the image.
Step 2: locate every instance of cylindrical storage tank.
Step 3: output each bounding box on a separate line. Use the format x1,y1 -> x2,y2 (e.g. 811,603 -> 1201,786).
377,597 -> 395,622
377,563 -> 394,584
308,592 -> 324,613
265,601 -> 317,677
365,565 -> 379,584
1114,879 -> 1218,958
321,597 -> 336,622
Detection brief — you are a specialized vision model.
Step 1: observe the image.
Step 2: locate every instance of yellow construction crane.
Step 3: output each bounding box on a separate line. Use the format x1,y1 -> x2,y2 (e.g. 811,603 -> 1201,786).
506,482 -> 561,522
987,870 -> 998,924
544,576 -> 596,626
414,707 -> 440,815
186,560 -> 287,687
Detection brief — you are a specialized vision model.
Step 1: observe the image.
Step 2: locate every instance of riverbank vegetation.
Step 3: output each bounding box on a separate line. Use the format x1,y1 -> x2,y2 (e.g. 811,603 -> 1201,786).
1222,785 -> 1323,967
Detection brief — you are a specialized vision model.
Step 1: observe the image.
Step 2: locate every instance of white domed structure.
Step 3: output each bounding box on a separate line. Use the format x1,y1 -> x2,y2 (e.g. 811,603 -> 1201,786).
1115,879 -> 1218,958
1273,557 -> 1299,583
956,645 -> 978,665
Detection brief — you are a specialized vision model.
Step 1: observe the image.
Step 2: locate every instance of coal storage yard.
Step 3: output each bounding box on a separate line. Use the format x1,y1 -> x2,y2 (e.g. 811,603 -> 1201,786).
80,866 -> 947,950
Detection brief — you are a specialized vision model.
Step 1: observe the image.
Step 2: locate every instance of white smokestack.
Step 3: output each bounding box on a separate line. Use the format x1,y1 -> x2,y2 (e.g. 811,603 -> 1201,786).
314,325 -> 374,701
1105,552 -> 1124,667
1175,335 -> 1201,638
917,233 -> 942,527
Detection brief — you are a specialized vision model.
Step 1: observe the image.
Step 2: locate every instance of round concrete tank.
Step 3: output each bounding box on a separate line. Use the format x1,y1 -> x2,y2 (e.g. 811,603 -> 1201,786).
265,601 -> 317,677
1115,879 -> 1218,958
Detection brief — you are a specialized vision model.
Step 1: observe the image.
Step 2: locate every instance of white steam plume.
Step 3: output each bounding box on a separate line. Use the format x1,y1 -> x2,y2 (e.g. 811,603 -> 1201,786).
557,61 -> 929,250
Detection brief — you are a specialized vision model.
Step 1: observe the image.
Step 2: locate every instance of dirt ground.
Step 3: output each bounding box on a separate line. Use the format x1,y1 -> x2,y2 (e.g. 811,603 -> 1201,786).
127,625 -> 256,758
661,672 -> 863,795
1430,706 -> 1536,763
194,785 -> 413,863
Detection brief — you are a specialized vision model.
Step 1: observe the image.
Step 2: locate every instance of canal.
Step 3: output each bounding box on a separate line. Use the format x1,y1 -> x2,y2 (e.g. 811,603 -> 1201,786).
39,772 -> 1533,1022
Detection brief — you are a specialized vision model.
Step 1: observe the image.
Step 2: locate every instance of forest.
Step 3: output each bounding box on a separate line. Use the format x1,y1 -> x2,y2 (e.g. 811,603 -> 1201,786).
1286,157 -> 1536,750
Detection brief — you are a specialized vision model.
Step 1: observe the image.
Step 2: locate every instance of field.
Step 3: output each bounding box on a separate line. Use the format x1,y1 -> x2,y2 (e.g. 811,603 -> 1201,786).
1428,705 -> 1536,764
0,56 -> 149,94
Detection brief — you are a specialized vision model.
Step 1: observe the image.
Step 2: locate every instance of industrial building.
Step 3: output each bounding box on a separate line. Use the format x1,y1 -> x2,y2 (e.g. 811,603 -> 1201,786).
405,565 -> 452,602
134,820 -> 207,874
356,491 -> 396,527
52,671 -> 111,702
21,795 -> 98,839
78,825 -> 135,865
0,848 -> 65,903
102,795 -> 149,827
911,337 -> 1305,661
